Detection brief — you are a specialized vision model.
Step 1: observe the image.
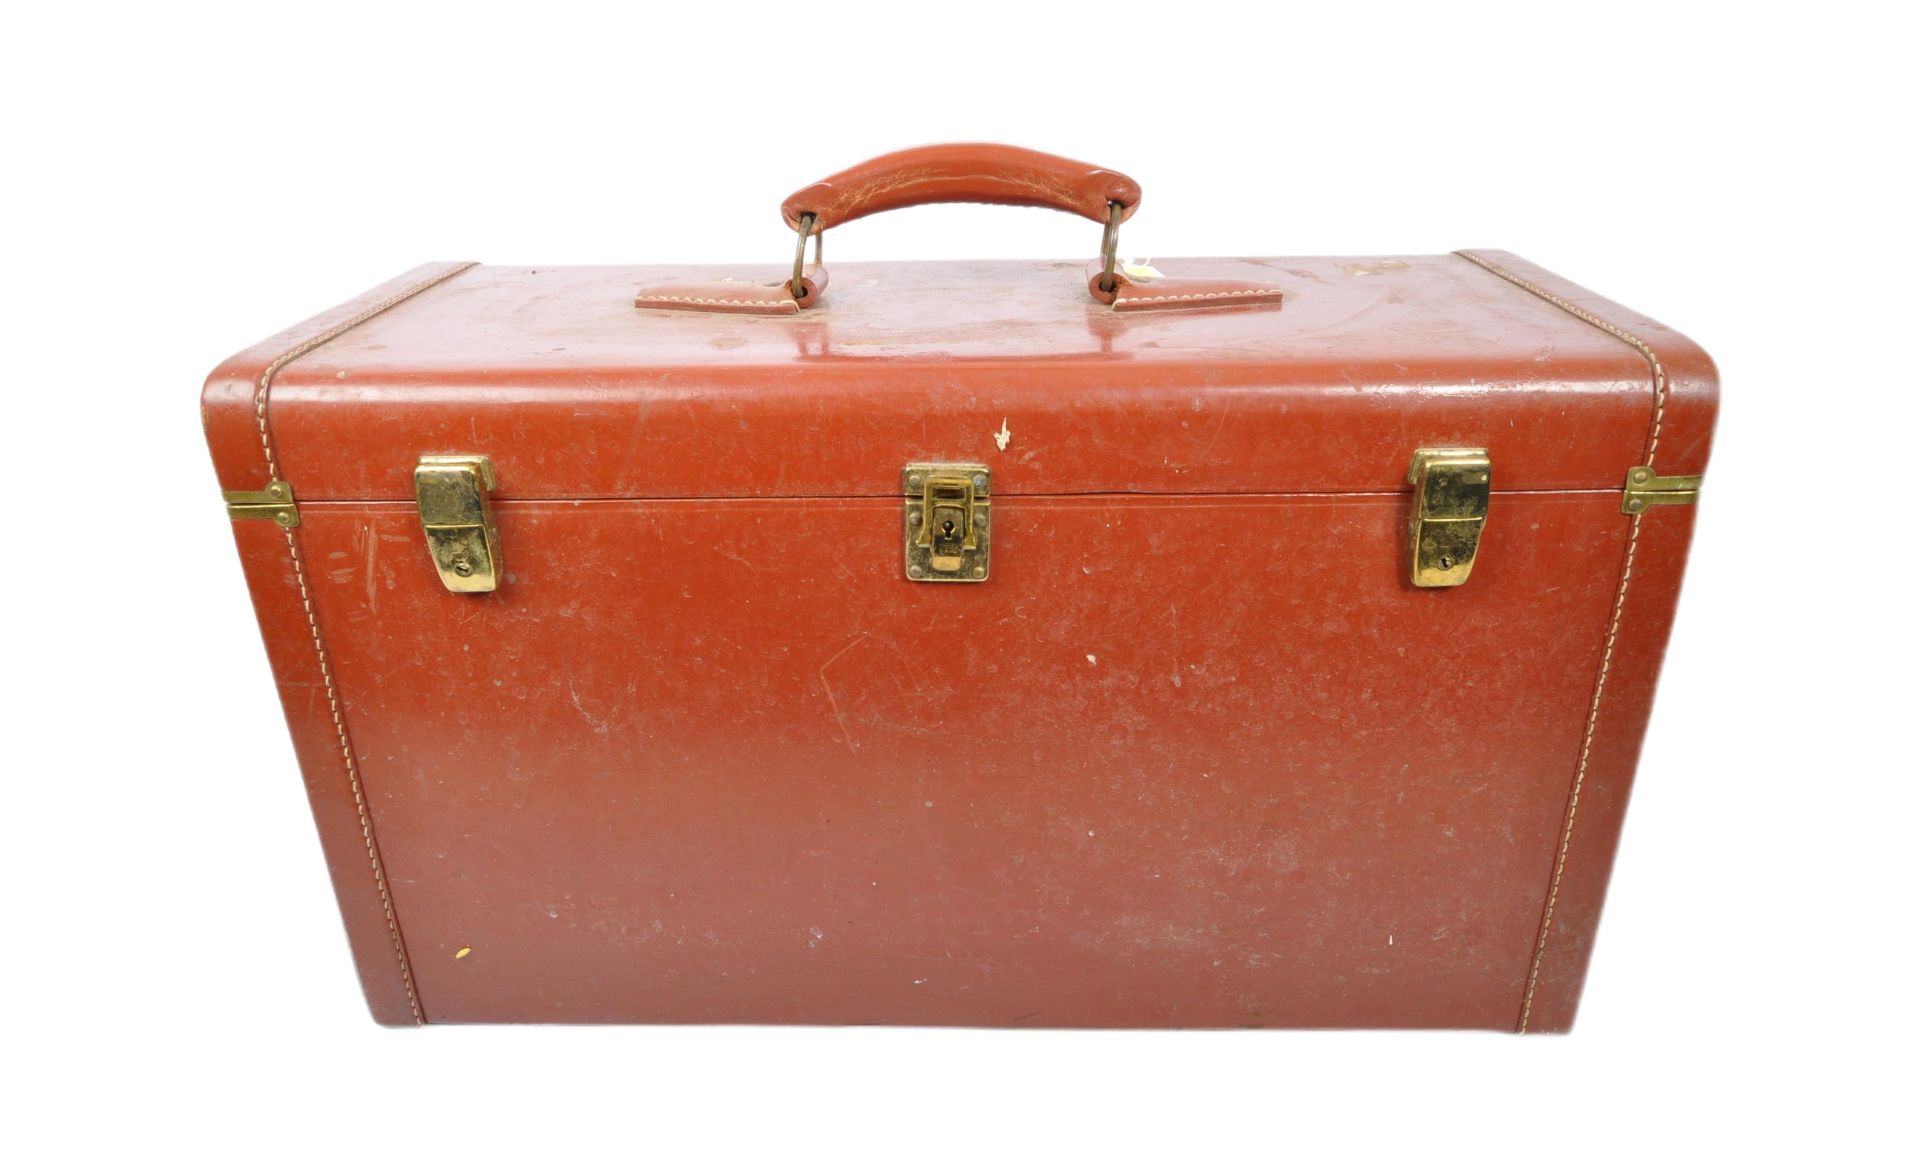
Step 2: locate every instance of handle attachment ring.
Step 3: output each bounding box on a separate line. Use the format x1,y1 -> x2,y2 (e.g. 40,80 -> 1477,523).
1098,202 -> 1123,294
787,203 -> 1122,300
790,212 -> 822,301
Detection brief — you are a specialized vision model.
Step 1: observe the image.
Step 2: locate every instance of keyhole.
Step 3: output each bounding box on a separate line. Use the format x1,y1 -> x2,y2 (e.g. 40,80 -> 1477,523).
940,518 -> 957,539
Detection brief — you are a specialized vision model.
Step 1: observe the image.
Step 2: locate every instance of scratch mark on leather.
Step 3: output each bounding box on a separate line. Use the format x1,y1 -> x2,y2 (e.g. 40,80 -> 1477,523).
712,543 -> 772,573
818,633 -> 870,753
567,675 -> 619,735
1197,393 -> 1237,463
363,522 -> 379,616
611,394 -> 654,493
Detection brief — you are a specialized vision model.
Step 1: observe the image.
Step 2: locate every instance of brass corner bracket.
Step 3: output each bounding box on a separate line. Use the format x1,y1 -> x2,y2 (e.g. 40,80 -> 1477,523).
1621,466 -> 1702,514
224,480 -> 300,528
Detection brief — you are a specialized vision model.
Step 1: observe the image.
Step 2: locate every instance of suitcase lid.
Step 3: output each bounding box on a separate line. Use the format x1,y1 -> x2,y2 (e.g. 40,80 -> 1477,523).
206,251 -> 1714,503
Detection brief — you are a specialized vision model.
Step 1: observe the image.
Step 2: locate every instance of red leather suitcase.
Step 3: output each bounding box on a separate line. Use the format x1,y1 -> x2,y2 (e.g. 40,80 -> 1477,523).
203,145 -> 1714,1030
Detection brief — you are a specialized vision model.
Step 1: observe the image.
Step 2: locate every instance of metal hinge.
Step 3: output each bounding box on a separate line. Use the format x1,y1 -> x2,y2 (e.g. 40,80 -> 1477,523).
223,481 -> 300,528
1408,448 -> 1490,588
1621,466 -> 1702,514
904,463 -> 990,582
415,455 -> 502,593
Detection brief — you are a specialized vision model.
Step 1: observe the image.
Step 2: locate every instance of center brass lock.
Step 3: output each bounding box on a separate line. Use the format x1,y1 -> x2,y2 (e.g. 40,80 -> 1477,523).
903,463 -> 990,582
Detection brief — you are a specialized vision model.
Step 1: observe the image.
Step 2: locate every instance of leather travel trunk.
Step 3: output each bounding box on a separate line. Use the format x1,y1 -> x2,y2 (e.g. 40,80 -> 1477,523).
203,146 -> 1715,1031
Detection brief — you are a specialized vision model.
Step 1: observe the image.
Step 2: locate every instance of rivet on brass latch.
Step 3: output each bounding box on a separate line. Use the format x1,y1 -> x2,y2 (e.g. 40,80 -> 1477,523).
224,480 -> 300,528
415,455 -> 501,593
904,463 -> 990,582
1621,466 -> 1702,514
1408,448 -> 1490,588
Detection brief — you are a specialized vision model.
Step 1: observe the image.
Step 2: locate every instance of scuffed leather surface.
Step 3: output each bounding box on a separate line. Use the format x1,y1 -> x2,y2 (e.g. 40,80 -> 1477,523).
303,491 -> 1628,1027
204,251 -> 1716,1029
238,256 -> 1713,502
1457,249 -> 1718,477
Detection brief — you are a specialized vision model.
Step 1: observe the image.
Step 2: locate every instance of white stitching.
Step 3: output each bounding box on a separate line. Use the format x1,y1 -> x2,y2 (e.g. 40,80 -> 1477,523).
255,263 -> 477,484
252,261 -> 476,1024
1455,251 -> 1667,467
283,527 -> 423,1024
633,294 -> 798,313
1115,286 -> 1285,306
1520,515 -> 1640,1031
1452,251 -> 1669,1033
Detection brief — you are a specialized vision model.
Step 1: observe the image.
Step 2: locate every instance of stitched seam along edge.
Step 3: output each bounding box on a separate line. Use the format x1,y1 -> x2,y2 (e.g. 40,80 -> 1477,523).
633,294 -> 798,312
1452,251 -> 1668,1033
1113,287 -> 1286,308
252,262 -> 479,1024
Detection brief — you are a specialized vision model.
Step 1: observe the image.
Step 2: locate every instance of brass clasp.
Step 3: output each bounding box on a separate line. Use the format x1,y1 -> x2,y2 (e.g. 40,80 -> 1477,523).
904,463 -> 990,582
415,455 -> 501,593
1408,448 -> 1490,588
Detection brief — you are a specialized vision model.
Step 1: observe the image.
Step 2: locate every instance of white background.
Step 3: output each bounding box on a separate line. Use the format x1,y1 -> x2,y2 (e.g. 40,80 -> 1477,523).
6,2 -> 1913,1151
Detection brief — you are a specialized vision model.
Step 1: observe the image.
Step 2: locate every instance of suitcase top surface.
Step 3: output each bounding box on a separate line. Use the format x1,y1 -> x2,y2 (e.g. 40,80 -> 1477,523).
206,253 -> 1715,502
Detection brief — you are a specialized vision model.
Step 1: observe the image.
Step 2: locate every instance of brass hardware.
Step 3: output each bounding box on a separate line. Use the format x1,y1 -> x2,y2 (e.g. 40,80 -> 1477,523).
1621,466 -> 1702,514
415,455 -> 501,594
789,212 -> 821,300
1098,201 -> 1124,292
791,202 -> 1121,298
224,481 -> 300,528
1408,448 -> 1491,588
904,463 -> 990,582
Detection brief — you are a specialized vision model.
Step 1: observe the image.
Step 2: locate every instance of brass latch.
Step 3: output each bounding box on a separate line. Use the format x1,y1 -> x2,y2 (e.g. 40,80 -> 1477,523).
1408,448 -> 1490,587
415,455 -> 501,593
224,481 -> 300,528
1621,466 -> 1703,514
904,463 -> 990,582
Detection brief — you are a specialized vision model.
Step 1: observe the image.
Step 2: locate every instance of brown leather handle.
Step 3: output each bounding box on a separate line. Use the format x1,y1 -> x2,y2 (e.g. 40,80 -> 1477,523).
780,143 -> 1142,232
635,143 -> 1275,314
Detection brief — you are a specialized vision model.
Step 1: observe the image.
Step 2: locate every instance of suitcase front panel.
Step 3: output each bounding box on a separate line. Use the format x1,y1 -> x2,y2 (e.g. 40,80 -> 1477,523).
297,490 -> 1633,1027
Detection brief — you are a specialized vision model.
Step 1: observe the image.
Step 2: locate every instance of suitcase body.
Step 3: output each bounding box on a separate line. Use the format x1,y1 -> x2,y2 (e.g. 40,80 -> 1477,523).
203,148 -> 1714,1031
